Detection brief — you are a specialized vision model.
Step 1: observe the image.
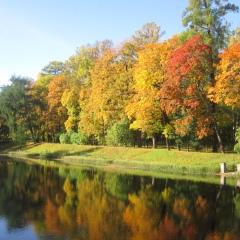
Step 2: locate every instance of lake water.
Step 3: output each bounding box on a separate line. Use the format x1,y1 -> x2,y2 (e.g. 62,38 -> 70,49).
0,157 -> 240,240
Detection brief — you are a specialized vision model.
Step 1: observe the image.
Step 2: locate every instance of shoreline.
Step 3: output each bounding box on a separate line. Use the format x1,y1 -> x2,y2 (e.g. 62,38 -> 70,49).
0,142 -> 240,177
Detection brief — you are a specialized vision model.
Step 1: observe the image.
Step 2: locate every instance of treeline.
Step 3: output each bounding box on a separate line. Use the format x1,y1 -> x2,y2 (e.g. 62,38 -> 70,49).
0,1 -> 240,153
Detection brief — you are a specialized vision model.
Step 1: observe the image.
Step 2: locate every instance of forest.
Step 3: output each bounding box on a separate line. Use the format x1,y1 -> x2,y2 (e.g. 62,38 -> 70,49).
0,0 -> 239,154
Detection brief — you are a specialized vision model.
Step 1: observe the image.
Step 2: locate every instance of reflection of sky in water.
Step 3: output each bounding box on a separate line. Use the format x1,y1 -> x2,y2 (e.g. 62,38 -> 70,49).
0,218 -> 37,240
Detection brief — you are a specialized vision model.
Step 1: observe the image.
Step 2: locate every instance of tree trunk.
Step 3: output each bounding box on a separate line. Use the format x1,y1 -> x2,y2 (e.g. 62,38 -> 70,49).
209,59 -> 225,154
177,143 -> 181,151
212,132 -> 218,153
214,123 -> 225,154
152,177 -> 155,186
152,133 -> 157,148
136,130 -> 142,148
210,101 -> 224,153
166,138 -> 170,150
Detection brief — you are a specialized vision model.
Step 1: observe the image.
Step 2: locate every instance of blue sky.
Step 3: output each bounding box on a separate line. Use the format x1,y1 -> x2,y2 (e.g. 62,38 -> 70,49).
0,0 -> 239,86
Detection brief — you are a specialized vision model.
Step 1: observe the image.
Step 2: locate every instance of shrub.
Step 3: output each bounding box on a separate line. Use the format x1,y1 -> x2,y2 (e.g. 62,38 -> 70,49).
106,120 -> 134,146
59,132 -> 71,144
60,131 -> 89,145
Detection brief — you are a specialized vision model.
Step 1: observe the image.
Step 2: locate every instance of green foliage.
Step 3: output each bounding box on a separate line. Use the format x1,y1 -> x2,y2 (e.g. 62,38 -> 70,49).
181,0 -> 239,53
132,22 -> 163,46
59,133 -> 71,144
189,138 -> 201,151
0,119 -> 10,143
106,120 -> 134,146
13,123 -> 29,147
41,61 -> 65,76
59,131 -> 89,145
70,131 -> 89,145
0,75 -> 36,142
234,193 -> 240,219
234,128 -> 240,154
105,173 -> 135,201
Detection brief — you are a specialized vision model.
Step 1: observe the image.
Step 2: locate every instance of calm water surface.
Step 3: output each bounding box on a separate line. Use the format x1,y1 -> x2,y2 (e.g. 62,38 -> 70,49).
0,157 -> 240,240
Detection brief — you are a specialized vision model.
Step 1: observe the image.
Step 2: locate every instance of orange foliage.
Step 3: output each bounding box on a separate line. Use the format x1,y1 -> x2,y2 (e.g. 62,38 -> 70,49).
47,75 -> 67,115
46,75 -> 68,134
211,43 -> 240,108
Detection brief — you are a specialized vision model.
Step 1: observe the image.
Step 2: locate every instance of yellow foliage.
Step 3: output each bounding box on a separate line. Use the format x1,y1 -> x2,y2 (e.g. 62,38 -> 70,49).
213,43 -> 240,108
126,36 -> 179,135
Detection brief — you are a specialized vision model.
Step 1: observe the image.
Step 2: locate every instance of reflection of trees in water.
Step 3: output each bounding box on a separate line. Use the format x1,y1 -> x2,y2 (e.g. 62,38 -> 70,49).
0,159 -> 240,239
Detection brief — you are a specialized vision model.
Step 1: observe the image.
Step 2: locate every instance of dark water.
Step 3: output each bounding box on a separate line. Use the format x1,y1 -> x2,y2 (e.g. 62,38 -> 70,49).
0,158 -> 240,240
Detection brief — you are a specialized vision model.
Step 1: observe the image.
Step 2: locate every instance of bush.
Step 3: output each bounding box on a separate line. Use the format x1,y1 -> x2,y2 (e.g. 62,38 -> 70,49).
60,131 -> 89,145
106,120 -> 134,146
59,132 -> 71,144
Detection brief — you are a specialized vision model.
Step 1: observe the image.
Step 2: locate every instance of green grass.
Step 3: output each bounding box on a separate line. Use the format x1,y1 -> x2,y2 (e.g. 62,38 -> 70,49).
1,142 -> 239,175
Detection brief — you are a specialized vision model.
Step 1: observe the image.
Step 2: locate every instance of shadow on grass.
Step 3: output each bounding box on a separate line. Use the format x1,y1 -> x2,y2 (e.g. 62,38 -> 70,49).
40,150 -> 70,159
68,147 -> 104,156
40,147 -> 104,159
0,142 -> 42,153
23,142 -> 42,150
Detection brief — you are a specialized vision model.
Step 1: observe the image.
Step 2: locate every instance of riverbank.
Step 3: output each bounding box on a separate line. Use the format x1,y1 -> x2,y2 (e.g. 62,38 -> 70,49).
1,142 -> 239,175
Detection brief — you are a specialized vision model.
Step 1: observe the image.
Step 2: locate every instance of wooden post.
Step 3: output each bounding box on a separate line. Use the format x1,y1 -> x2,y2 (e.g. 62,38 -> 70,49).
237,164 -> 240,172
220,176 -> 226,185
220,162 -> 226,174
237,180 -> 240,187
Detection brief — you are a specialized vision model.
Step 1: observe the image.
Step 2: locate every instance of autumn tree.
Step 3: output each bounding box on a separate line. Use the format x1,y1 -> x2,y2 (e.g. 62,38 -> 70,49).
126,36 -> 179,148
161,36 -> 225,152
47,75 -> 68,142
61,54 -> 83,132
62,40 -> 113,132
60,40 -> 113,135
32,74 -> 54,141
210,43 -> 240,142
80,49 -> 120,142
80,42 -> 135,144
213,43 -> 240,109
31,61 -> 65,142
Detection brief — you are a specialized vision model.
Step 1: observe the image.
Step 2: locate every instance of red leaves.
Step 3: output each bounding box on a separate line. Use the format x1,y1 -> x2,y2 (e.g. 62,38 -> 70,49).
160,35 -> 214,138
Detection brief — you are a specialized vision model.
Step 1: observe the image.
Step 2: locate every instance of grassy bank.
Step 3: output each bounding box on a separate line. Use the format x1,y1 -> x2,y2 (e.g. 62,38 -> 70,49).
1,142 -> 240,175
